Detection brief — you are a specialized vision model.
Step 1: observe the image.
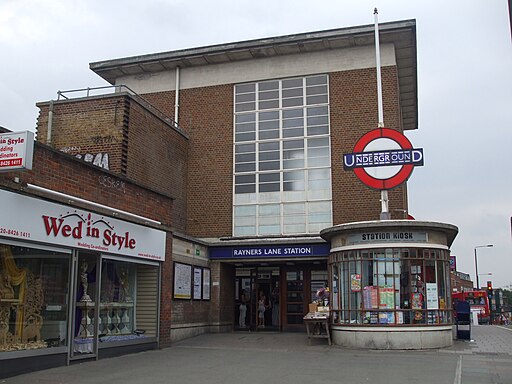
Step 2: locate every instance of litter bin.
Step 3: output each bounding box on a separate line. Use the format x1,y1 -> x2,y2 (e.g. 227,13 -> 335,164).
455,301 -> 471,340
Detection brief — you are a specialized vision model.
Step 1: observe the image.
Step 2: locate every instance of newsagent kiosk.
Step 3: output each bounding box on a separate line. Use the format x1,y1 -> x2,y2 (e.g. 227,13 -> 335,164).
320,220 -> 458,349
0,187 -> 166,375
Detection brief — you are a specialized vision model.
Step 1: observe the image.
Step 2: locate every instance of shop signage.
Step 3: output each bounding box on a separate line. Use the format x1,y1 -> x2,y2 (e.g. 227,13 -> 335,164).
455,271 -> 471,281
0,188 -> 166,261
343,128 -> 423,189
450,255 -> 457,271
209,243 -> 330,259
0,130 -> 35,172
347,231 -> 427,245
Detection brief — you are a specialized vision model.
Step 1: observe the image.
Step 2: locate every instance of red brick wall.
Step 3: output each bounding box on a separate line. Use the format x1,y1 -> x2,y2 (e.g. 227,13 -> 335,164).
168,254 -> 211,326
1,142 -> 172,222
209,261 -> 235,325
330,66 -> 408,223
159,233 -> 174,347
141,91 -> 176,121
36,96 -> 126,174
124,98 -> 189,231
36,94 -> 190,232
144,85 -> 234,237
145,66 -> 408,239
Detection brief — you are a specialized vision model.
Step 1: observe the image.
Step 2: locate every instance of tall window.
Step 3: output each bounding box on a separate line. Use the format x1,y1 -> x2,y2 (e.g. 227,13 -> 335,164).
233,75 -> 332,236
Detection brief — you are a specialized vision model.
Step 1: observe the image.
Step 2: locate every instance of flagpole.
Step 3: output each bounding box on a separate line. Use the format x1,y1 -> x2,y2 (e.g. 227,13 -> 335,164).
374,8 -> 390,220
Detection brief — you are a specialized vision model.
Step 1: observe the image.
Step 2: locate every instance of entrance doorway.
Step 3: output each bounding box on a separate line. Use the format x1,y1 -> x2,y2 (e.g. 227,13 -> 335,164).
253,273 -> 280,330
70,251 -> 100,361
234,263 -> 328,332
235,267 -> 280,331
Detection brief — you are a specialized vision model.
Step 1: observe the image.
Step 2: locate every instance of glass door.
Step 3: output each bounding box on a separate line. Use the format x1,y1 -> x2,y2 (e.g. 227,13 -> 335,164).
70,252 -> 100,360
249,268 -> 258,330
283,268 -> 305,331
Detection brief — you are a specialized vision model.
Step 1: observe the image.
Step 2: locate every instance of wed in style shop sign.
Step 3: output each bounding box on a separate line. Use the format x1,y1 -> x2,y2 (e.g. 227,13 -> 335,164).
0,189 -> 166,261
0,131 -> 34,171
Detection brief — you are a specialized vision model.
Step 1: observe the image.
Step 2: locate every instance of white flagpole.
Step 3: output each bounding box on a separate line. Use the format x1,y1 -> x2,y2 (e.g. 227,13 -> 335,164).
374,8 -> 390,220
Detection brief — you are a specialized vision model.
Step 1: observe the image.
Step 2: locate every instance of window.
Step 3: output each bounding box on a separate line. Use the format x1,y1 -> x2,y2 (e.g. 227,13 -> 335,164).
99,259 -> 159,341
233,75 -> 332,236
329,248 -> 452,326
0,243 -> 70,352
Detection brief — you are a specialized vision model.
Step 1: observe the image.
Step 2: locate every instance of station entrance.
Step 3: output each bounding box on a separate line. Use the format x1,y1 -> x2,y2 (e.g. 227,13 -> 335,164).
234,263 -> 328,332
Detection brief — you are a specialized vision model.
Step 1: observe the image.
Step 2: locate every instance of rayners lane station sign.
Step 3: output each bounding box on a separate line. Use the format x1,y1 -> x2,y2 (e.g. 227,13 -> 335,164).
343,128 -> 423,190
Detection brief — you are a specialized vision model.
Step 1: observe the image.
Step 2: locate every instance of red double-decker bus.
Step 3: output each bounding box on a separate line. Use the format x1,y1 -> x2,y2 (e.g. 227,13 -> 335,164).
452,290 -> 491,324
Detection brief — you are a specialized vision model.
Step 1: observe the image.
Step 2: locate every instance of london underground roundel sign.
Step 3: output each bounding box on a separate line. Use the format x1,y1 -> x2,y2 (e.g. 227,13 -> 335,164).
343,128 -> 424,190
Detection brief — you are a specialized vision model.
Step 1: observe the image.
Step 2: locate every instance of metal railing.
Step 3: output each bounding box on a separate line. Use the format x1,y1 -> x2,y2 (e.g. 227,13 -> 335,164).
55,85 -> 184,134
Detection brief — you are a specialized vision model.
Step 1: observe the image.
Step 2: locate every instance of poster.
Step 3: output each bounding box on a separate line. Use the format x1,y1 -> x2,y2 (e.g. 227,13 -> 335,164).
202,268 -> 211,300
363,286 -> 378,309
174,262 -> 192,299
379,287 -> 394,309
426,283 -> 439,309
412,293 -> 423,310
350,274 -> 361,292
193,267 -> 202,300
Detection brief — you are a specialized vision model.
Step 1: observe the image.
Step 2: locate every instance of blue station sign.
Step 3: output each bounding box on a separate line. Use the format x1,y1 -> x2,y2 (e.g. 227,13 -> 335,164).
344,148 -> 423,169
209,243 -> 330,259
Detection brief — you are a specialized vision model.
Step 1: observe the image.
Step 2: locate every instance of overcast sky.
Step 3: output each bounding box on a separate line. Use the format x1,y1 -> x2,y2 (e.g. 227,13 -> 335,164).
1,0 -> 511,288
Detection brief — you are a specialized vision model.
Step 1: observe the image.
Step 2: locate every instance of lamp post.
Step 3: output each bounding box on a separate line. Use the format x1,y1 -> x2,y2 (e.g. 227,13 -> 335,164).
474,244 -> 493,289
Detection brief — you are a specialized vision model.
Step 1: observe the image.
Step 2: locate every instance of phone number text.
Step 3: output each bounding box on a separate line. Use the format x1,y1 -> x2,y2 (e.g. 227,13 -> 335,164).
0,227 -> 31,238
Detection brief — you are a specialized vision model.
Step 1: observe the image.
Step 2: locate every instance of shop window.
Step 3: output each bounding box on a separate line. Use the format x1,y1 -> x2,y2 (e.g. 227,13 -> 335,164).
98,259 -> 158,343
311,270 -> 328,304
329,248 -> 451,326
0,244 -> 70,353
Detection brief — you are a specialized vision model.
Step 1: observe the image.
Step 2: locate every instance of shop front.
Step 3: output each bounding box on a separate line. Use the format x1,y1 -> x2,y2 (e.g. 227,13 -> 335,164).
0,188 -> 166,377
320,220 -> 458,349
210,241 -> 330,332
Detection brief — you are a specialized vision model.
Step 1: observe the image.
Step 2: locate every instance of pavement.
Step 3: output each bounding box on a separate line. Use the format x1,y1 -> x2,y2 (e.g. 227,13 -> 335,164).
2,325 -> 512,384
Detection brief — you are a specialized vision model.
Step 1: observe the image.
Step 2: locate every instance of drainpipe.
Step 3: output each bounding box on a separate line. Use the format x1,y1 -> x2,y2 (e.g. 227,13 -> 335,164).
47,100 -> 54,145
174,66 -> 180,125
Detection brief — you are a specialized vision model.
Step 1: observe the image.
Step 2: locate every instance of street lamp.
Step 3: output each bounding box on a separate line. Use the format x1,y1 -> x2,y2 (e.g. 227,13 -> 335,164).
474,244 -> 493,289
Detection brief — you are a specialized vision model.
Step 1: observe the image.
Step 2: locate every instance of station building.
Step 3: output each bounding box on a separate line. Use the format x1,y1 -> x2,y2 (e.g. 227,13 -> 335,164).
0,18 -> 459,375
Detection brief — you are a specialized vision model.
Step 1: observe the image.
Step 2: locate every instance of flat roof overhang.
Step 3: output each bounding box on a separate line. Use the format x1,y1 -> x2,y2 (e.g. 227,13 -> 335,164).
90,20 -> 418,130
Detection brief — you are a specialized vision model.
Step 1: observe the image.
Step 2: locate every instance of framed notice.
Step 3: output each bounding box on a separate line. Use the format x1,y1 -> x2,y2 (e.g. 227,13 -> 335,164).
426,283 -> 439,309
193,267 -> 202,300
202,268 -> 211,300
174,262 -> 192,299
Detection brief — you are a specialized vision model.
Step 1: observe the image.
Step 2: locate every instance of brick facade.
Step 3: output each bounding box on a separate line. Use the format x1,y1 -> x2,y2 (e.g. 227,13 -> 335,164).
144,85 -> 235,237
36,96 -> 126,174
29,63 -> 409,339
329,66 -> 407,223
36,93 -> 189,232
142,66 -> 408,239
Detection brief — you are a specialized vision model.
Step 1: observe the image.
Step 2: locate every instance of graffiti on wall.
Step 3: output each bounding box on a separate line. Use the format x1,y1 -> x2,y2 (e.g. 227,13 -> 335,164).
60,146 -> 110,170
60,146 -> 81,154
91,135 -> 115,145
75,153 -> 110,170
99,175 -> 126,193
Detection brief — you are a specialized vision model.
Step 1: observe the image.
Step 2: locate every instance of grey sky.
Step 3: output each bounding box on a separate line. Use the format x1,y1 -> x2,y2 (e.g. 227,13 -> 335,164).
1,0 -> 511,288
